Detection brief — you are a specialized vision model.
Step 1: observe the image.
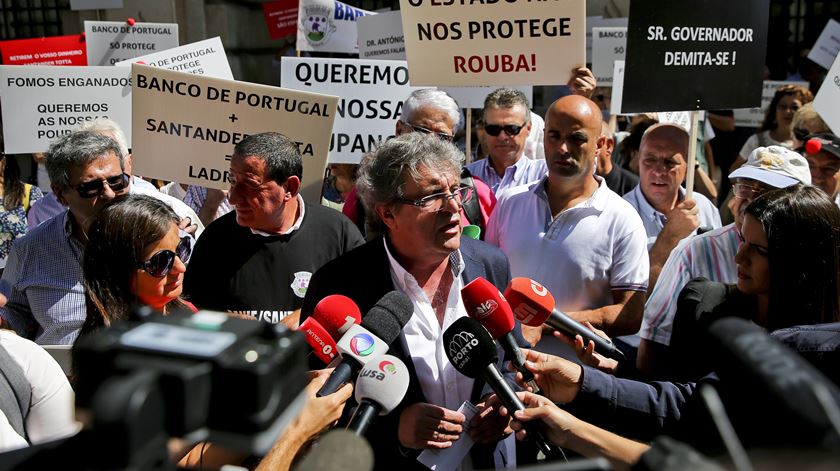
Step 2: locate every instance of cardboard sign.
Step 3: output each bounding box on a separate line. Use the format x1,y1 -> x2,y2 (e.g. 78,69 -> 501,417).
610,60 -> 627,115
85,20 -> 179,66
0,35 -> 87,66
297,0 -> 374,54
0,65 -> 132,153
622,0 -> 769,112
399,0 -> 585,86
130,64 -> 338,202
586,16 -> 628,63
591,27 -> 626,86
358,11 -> 406,60
280,57 -> 424,164
263,0 -> 299,40
808,19 -> 840,71
440,86 -> 533,109
733,80 -> 809,128
70,0 -> 123,9
814,54 -> 840,134
116,37 -> 233,79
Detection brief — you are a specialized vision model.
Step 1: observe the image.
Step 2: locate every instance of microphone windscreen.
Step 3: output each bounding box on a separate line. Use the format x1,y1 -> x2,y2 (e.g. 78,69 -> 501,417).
299,317 -> 338,365
503,278 -> 554,327
443,317 -> 498,379
355,355 -> 410,414
295,429 -> 374,471
313,295 -> 362,339
360,291 -> 413,345
461,277 -> 515,339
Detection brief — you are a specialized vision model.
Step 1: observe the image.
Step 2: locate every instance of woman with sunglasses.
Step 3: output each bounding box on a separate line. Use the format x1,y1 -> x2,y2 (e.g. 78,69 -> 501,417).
81,194 -> 194,335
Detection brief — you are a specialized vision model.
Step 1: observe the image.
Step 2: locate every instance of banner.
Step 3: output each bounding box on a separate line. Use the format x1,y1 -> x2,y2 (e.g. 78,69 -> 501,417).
591,27 -> 626,86
586,16 -> 628,63
0,65 -> 132,153
0,35 -> 87,66
399,0 -> 585,86
130,64 -> 338,202
296,0 -> 374,54
116,37 -> 233,79
807,19 -> 840,71
733,80 -> 809,128
357,11 -> 405,60
814,54 -> 840,134
280,57 -> 424,164
622,0 -> 769,112
85,20 -> 179,66
263,0 -> 299,40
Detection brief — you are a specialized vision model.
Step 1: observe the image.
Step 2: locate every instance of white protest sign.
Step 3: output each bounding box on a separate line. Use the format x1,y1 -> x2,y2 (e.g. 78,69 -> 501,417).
808,19 -> 840,71
592,27 -> 626,86
587,16 -> 628,63
439,86 -> 533,109
732,80 -> 809,128
297,0 -> 375,54
357,11 -> 405,60
281,57 -> 424,164
131,64 -> 338,202
399,0 -> 586,86
610,60 -> 626,115
814,54 -> 840,134
85,20 -> 179,66
0,66 -> 132,154
116,37 -> 233,79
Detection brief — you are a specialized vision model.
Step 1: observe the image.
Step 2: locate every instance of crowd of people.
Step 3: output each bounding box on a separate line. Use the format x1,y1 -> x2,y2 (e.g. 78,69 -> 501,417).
0,58 -> 838,470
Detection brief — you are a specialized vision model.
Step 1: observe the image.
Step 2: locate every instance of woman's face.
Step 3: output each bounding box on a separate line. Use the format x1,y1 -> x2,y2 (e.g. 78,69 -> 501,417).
735,214 -> 771,296
774,95 -> 803,132
132,223 -> 186,310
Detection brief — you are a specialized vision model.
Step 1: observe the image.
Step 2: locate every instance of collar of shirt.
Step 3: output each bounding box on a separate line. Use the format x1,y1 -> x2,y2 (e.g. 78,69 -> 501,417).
250,194 -> 306,237
532,174 -> 609,216
630,184 -> 686,223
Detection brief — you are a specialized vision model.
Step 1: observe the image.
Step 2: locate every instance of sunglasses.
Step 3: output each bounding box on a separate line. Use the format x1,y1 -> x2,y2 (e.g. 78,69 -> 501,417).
483,122 -> 526,137
136,236 -> 192,278
403,122 -> 454,142
73,173 -> 130,198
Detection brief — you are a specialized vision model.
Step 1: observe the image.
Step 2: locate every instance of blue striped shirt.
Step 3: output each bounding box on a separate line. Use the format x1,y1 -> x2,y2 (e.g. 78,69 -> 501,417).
465,155 -> 547,194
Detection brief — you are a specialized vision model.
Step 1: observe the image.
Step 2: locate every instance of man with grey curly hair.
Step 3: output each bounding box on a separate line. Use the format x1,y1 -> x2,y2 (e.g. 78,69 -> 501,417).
302,132 -> 526,471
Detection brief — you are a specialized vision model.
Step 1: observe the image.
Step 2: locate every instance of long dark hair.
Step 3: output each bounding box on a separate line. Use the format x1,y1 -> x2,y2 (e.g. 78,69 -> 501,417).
1,156 -> 26,209
745,185 -> 840,330
759,84 -> 813,132
81,194 -> 189,335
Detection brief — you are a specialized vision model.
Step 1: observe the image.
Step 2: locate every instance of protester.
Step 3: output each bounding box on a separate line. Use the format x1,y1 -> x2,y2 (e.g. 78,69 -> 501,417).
802,132 -> 840,206
486,95 -> 649,338
595,121 -> 638,195
183,132 -> 363,327
791,103 -> 830,149
0,153 -> 42,271
616,115 -> 658,175
184,185 -> 232,226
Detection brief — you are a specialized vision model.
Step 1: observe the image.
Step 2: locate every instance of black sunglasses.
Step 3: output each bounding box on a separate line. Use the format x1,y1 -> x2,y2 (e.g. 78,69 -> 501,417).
136,236 -> 192,278
403,122 -> 454,142
73,173 -> 130,198
483,122 -> 526,137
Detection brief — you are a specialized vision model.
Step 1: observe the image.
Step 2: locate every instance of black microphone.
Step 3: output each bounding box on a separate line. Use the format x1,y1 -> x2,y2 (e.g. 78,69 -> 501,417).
317,291 -> 413,397
443,317 -> 557,457
346,355 -> 410,436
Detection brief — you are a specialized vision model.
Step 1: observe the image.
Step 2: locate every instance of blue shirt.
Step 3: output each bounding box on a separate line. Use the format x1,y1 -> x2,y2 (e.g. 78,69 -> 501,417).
465,155 -> 547,194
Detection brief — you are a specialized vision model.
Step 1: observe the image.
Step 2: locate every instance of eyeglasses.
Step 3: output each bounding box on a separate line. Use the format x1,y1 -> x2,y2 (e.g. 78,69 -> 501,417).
395,186 -> 474,212
136,236 -> 192,278
73,173 -> 130,198
403,122 -> 453,142
483,122 -> 526,137
733,183 -> 771,200
793,127 -> 811,142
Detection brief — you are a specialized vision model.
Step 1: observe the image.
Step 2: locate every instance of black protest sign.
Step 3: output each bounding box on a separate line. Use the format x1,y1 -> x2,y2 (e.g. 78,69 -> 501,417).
622,0 -> 769,113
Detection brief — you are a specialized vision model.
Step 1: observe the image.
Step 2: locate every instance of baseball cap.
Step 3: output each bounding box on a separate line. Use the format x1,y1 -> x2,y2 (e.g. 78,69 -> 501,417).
803,132 -> 840,160
729,145 -> 811,188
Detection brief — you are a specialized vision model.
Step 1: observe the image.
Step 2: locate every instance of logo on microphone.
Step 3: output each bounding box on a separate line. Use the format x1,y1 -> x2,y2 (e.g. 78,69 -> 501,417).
530,280 -> 548,297
474,300 -> 498,319
350,333 -> 376,357
448,331 -> 479,369
513,303 -> 538,324
379,360 -> 397,375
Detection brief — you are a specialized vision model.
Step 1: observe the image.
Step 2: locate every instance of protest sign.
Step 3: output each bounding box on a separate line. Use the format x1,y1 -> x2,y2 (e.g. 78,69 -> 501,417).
70,0 -> 123,9
399,0 -> 585,86
0,65 -> 132,153
807,19 -> 840,71
0,35 -> 87,66
280,57 -> 424,164
297,0 -> 374,54
622,0 -> 769,112
733,80 -> 809,128
814,54 -> 840,134
591,27 -> 626,86
131,64 -> 338,202
85,20 -> 179,66
440,86 -> 532,109
263,0 -> 299,40
610,60 -> 626,115
116,37 -> 233,79
358,11 -> 405,60
586,16 -> 628,63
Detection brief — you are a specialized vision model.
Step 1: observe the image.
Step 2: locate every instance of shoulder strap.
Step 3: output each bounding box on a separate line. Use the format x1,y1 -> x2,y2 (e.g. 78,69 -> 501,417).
0,345 -> 31,441
459,168 -> 484,235
22,184 -> 31,214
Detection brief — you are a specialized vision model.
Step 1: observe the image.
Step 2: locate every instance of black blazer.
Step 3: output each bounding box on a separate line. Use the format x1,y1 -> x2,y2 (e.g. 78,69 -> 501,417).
301,235 -> 522,470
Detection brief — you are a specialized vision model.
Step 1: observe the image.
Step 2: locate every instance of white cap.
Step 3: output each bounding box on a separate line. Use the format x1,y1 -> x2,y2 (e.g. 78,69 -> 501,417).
729,146 -> 811,188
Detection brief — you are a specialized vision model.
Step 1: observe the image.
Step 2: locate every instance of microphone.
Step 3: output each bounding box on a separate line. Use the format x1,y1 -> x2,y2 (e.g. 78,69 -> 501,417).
443,317 -> 557,457
295,429 -> 374,471
461,277 -> 539,392
317,291 -> 413,397
346,355 -> 410,436
503,278 -> 626,361
298,316 -> 339,365
312,294 -> 362,339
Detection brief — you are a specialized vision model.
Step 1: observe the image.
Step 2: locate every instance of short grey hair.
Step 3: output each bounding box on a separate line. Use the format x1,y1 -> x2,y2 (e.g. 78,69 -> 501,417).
400,89 -> 462,133
77,117 -> 129,159
357,132 -> 463,233
46,131 -> 125,190
483,88 -> 531,123
233,132 -> 302,182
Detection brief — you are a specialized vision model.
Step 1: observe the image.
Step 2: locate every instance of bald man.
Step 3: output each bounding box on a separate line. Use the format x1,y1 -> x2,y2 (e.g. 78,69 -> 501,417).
486,96 -> 649,338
